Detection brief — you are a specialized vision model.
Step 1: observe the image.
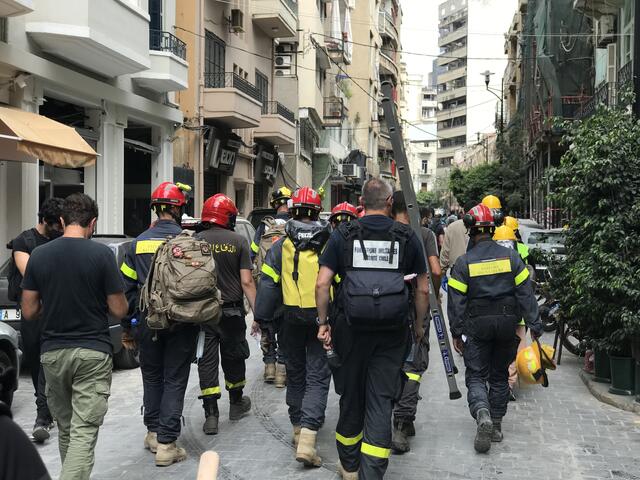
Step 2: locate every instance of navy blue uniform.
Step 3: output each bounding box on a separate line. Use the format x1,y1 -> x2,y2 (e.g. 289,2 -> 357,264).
120,219 -> 198,445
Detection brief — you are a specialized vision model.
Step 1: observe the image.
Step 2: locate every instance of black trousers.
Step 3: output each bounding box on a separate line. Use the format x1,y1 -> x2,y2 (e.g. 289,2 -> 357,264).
20,320 -> 50,421
139,323 -> 198,444
463,335 -> 519,420
280,314 -> 330,430
393,334 -> 429,423
259,315 -> 286,365
197,308 -> 250,400
334,321 -> 409,479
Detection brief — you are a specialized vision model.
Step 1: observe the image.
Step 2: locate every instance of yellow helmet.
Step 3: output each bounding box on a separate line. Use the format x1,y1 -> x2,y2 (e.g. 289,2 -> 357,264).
516,342 -> 556,386
270,186 -> 292,208
504,216 -> 519,232
493,225 -> 517,241
481,195 -> 502,209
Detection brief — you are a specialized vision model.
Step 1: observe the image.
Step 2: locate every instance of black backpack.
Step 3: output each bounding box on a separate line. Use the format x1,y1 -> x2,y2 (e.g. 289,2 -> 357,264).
338,221 -> 411,330
6,230 -> 38,303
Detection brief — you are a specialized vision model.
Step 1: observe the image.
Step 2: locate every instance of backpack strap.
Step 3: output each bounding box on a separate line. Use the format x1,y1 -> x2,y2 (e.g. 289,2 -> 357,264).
388,223 -> 411,267
24,229 -> 38,253
292,248 -> 300,283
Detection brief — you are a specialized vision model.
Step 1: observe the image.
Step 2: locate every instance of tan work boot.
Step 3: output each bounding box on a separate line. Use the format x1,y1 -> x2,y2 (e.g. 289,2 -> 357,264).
338,463 -> 359,479
155,442 -> 187,467
292,425 -> 301,446
144,431 -> 158,453
296,427 -> 322,467
264,363 -> 276,383
275,363 -> 287,388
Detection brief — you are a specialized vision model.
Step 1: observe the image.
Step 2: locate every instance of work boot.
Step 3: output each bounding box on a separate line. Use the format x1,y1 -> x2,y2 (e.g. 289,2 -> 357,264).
275,363 -> 287,388
338,462 -> 359,479
202,397 -> 219,435
391,419 -> 410,454
155,442 -> 187,467
491,418 -> 504,443
144,431 -> 159,453
296,427 -> 322,467
474,408 -> 493,454
292,425 -> 301,447
264,363 -> 276,383
229,395 -> 251,420
32,417 -> 52,444
405,420 -> 416,437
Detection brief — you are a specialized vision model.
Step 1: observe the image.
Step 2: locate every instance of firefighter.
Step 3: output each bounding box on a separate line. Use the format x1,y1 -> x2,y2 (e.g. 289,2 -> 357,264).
329,202 -> 358,229
447,204 -> 542,454
255,186 -> 332,467
119,182 -> 197,466
316,178 -> 430,480
252,186 -> 291,387
504,216 -> 530,263
481,195 -> 504,227
196,194 -> 256,435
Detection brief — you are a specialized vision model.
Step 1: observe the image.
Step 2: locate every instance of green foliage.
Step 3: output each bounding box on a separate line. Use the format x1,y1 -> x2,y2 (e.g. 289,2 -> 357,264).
547,103 -> 640,353
416,190 -> 437,207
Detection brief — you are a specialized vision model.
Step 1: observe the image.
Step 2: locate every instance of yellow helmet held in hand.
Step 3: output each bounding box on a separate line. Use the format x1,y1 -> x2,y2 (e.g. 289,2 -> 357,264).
504,216 -> 519,232
481,195 -> 502,210
493,225 -> 517,242
516,342 -> 556,386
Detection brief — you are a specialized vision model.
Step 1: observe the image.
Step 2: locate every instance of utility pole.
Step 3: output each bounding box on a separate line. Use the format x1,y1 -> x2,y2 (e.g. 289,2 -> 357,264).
482,70 -> 504,133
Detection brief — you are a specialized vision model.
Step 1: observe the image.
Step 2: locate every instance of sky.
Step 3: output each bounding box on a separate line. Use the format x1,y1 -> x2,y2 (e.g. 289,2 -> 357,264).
400,0 -> 440,83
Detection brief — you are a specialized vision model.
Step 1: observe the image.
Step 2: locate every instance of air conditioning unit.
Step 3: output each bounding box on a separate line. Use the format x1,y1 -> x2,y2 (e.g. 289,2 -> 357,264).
597,15 -> 615,47
230,9 -> 244,33
276,43 -> 295,54
274,53 -> 292,76
339,163 -> 358,177
606,42 -> 617,84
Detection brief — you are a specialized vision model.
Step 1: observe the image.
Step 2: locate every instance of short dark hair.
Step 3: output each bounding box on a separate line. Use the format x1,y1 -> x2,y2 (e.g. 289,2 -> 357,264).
391,190 -> 407,217
463,200 -> 478,212
62,193 -> 99,227
361,178 -> 392,211
38,197 -> 64,224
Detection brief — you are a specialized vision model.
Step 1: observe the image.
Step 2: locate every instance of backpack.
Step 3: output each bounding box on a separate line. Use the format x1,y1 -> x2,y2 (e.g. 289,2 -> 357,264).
253,217 -> 287,282
6,229 -> 38,303
338,221 -> 411,330
140,231 -> 222,330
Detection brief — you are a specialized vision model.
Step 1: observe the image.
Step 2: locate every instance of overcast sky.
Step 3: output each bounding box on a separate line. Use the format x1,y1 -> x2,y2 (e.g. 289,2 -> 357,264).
400,0 -> 440,82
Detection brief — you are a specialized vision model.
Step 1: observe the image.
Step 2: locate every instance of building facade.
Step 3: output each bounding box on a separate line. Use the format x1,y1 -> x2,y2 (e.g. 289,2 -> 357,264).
0,0 -> 188,261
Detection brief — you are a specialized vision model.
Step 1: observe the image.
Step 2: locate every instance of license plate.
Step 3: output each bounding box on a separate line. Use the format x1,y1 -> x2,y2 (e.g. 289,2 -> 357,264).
0,308 -> 21,321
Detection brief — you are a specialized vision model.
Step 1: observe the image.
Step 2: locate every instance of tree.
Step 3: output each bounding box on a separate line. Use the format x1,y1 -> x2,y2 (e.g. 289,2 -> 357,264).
416,190 -> 437,207
548,101 -> 640,353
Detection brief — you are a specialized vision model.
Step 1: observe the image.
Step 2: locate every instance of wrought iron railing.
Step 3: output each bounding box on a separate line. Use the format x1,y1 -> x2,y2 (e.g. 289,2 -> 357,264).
149,30 -> 187,60
262,101 -> 295,123
323,96 -> 347,120
378,11 -> 398,40
618,61 -> 633,89
579,82 -> 610,118
203,73 -> 263,103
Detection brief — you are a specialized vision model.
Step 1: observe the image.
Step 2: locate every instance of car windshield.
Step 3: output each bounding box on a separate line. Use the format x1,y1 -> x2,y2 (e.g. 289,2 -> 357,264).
528,232 -> 565,245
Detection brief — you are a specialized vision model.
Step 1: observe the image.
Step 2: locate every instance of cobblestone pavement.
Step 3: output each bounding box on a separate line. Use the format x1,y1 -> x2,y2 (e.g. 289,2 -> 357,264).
12,320 -> 640,480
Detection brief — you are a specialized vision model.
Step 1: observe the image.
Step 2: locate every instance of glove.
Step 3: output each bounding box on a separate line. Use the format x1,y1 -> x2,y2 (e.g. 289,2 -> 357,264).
530,326 -> 544,340
121,329 -> 137,351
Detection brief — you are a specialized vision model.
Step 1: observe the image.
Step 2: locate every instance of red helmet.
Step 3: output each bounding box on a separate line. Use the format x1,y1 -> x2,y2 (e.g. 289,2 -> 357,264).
356,206 -> 366,218
291,187 -> 322,210
202,194 -> 239,229
151,182 -> 187,207
463,203 -> 495,229
330,202 -> 358,223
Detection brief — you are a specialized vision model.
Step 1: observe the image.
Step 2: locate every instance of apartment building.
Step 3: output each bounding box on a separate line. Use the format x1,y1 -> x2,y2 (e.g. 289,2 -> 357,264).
0,0 -> 188,260
175,0 -> 299,216
436,0 -> 514,186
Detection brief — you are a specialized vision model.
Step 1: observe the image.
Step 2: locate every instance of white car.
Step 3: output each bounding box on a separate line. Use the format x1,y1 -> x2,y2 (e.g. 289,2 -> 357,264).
0,321 -> 20,407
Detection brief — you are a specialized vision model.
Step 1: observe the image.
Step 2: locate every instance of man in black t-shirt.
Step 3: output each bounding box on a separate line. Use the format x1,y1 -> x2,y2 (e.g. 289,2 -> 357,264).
8,197 -> 63,443
21,194 -> 128,480
195,194 -> 256,436
316,179 -> 430,480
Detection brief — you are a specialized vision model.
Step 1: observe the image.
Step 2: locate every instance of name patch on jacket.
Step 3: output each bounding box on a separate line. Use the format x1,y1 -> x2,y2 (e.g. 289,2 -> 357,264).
468,258 -> 511,277
352,240 -> 399,269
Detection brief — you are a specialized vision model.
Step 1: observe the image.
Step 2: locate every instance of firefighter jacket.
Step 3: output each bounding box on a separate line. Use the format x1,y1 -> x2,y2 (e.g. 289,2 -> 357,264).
447,239 -> 541,339
251,211 -> 291,257
254,219 -> 330,321
119,219 -> 183,322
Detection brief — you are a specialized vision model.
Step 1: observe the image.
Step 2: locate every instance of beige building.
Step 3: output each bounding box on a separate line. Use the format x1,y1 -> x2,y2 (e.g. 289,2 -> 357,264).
175,0 -> 299,216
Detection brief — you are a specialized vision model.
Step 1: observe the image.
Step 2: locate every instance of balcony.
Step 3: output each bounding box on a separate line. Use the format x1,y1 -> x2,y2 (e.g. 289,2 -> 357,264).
438,124 -> 466,138
252,0 -> 297,39
437,66 -> 467,84
253,101 -> 296,145
203,73 -> 263,129
438,86 -> 467,103
437,104 -> 467,121
132,30 -> 188,92
0,0 -> 32,16
323,96 -> 347,127
378,11 -> 399,46
438,25 -> 467,48
25,0 -> 150,77
437,45 -> 467,67
379,51 -> 399,80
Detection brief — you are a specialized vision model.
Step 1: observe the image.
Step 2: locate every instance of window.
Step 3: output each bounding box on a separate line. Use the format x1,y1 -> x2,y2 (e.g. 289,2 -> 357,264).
205,30 -> 225,86
421,182 -> 428,190
256,69 -> 269,111
0,18 -> 6,43
421,160 -> 429,173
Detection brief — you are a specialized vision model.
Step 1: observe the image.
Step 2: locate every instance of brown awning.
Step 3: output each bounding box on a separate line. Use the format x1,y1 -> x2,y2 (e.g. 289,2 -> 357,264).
0,106 -> 97,168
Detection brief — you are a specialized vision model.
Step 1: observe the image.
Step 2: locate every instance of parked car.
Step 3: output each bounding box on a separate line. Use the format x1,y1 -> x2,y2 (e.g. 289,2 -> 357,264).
247,208 -> 276,230
0,234 -> 139,370
181,217 -> 256,247
0,321 -> 20,407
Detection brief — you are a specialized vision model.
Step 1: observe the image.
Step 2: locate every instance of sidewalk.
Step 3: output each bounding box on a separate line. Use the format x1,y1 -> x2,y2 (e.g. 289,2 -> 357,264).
579,370 -> 640,415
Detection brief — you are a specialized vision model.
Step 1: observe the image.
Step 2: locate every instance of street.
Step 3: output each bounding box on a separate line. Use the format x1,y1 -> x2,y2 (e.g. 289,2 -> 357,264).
11,319 -> 640,480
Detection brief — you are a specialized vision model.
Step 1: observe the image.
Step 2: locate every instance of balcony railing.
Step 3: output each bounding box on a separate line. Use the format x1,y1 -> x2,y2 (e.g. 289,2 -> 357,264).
324,96 -> 347,121
579,82 -> 610,118
262,101 -> 295,123
378,11 -> 399,41
204,73 -> 263,103
617,61 -> 633,104
149,29 -> 187,60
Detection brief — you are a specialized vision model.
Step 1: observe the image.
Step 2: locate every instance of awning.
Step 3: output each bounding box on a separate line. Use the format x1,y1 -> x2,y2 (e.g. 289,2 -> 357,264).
0,106 -> 97,168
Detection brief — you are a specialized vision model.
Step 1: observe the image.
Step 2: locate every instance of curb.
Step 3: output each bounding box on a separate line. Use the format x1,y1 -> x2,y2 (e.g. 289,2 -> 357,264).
579,371 -> 640,415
